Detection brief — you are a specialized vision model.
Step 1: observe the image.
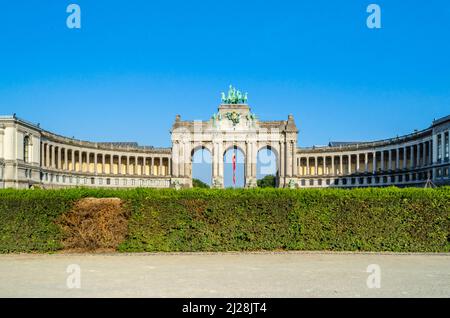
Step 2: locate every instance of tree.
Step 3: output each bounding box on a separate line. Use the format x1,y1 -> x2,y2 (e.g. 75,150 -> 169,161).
192,178 -> 210,188
257,175 -> 276,188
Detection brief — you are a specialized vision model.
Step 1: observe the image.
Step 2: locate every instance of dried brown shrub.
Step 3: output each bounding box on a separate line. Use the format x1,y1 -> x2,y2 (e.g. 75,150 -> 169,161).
57,198 -> 129,252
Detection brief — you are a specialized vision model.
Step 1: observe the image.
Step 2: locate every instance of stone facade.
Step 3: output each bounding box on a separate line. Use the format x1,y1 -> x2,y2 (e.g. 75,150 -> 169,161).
0,105 -> 449,189
171,104 -> 297,188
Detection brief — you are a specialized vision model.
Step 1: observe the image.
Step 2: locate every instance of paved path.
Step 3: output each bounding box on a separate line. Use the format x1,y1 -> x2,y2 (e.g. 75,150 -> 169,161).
0,252 -> 449,297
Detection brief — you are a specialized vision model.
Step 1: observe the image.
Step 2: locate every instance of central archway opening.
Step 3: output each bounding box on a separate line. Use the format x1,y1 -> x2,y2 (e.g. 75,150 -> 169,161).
223,146 -> 245,188
257,146 -> 278,187
191,146 -> 212,188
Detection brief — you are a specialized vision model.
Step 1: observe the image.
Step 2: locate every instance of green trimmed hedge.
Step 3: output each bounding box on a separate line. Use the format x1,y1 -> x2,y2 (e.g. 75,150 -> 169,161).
0,187 -> 449,253
0,188 -> 130,253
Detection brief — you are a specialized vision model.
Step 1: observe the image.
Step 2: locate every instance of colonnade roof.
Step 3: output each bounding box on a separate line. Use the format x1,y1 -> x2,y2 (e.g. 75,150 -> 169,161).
3,112 -> 450,156
432,115 -> 450,126
298,127 -> 432,154
40,130 -> 171,154
0,116 -> 170,154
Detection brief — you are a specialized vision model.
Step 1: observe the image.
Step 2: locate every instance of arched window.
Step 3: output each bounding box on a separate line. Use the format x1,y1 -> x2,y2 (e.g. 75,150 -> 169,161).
23,136 -> 30,163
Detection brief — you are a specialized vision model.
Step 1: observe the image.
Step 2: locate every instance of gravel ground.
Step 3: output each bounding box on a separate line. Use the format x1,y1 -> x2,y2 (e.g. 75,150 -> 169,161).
0,251 -> 449,297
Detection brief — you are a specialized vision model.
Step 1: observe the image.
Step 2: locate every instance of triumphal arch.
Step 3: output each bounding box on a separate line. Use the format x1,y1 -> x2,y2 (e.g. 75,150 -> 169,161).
170,86 -> 298,188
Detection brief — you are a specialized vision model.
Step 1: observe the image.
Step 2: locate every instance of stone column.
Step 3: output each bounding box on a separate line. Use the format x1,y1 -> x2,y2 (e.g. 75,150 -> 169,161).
219,142 -> 224,178
56,147 -> 61,169
410,145 -> 415,168
307,157 -> 310,176
48,144 -> 53,168
318,156 -> 327,176
151,157 -> 154,176
212,143 -> 217,179
64,148 -> 68,170
428,140 -> 432,165
372,152 -> 376,173
279,141 -> 285,180
71,149 -> 75,172
40,142 -> 44,167
45,143 -> 50,168
147,156 -> 154,176
431,136 -> 437,180
103,154 -> 106,174
252,142 -> 257,178
286,142 -> 292,178
183,143 -> 190,177
314,157 -> 318,176
159,157 -> 163,176
59,147 -> 63,170
364,153 -> 368,172
417,143 -> 421,167
110,155 -> 114,175
51,145 -> 56,168
396,148 -> 399,170
356,154 -> 360,172
128,156 -> 132,175
164,156 -> 168,177
292,141 -> 296,177
53,147 -> 57,175
245,141 -> 250,180
78,150 -> 82,172
72,150 -> 76,172
172,143 -> 178,177
182,143 -> 187,177
142,157 -> 146,175
151,157 -> 155,176
53,147 -> 57,169
403,147 -> 407,169
178,145 -> 184,177
168,157 -> 172,176
52,145 -> 56,169
86,152 -> 90,173
380,151 -> 384,171
388,149 -> 392,170
94,153 -> 98,174
432,134 -> 438,163
331,155 -> 335,175
348,155 -> 352,174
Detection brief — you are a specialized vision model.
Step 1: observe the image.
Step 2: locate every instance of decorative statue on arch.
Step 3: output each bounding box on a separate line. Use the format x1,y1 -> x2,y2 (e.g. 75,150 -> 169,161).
221,85 -> 248,104
211,112 -> 222,128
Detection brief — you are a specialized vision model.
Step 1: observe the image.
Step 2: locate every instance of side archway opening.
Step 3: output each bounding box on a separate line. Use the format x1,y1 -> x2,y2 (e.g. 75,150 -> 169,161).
191,146 -> 212,188
257,146 -> 278,187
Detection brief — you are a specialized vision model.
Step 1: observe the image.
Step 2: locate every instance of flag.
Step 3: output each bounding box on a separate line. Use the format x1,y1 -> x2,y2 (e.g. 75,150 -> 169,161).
232,150 -> 236,186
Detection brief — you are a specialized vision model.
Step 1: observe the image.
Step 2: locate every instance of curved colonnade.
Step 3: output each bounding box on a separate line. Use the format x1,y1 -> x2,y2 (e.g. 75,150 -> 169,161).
0,109 -> 449,189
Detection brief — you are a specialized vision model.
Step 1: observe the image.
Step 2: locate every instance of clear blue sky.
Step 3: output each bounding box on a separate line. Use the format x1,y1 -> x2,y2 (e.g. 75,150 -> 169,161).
1,1 -> 449,185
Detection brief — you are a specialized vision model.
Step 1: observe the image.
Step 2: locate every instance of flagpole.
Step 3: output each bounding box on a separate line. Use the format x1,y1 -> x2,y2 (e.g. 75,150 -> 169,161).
232,147 -> 237,189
